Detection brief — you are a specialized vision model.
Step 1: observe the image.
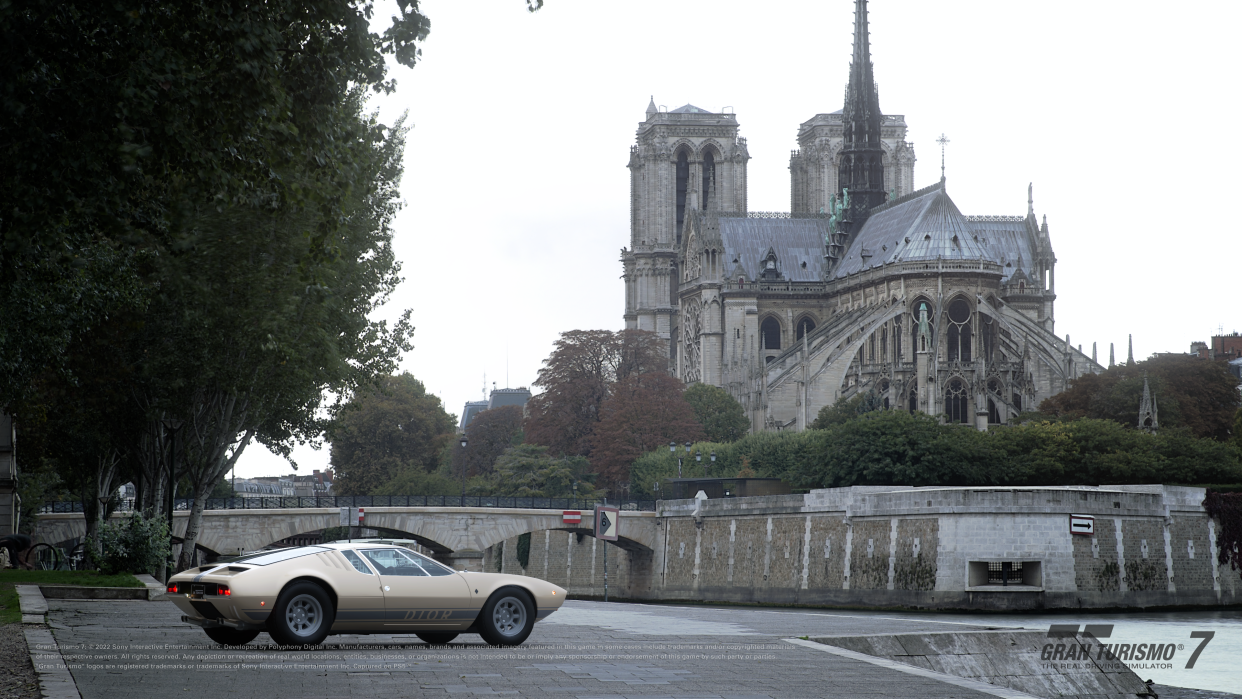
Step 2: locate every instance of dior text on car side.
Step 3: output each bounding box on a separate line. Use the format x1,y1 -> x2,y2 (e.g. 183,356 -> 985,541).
165,542 -> 566,647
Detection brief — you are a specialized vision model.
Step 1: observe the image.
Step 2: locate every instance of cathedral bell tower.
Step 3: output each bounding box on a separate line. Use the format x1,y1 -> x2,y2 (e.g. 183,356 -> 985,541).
838,0 -> 888,229
622,99 -> 749,362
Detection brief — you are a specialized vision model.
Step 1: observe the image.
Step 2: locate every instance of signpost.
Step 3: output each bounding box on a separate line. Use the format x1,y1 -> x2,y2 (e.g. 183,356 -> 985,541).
1070,514 -> 1095,536
595,503 -> 619,602
341,507 -> 365,542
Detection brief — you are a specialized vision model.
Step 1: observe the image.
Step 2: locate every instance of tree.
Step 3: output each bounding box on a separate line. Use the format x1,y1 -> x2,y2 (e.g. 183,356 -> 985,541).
683,383 -> 749,442
328,373 -> 456,496
810,390 -> 885,429
525,329 -> 666,458
0,0 -> 435,408
1039,355 -> 1241,440
468,444 -> 598,499
590,372 -> 704,490
459,405 -> 524,479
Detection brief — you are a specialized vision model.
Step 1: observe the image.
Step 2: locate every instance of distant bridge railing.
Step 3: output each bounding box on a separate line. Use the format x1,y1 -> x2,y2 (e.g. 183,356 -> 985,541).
39,495 -> 656,514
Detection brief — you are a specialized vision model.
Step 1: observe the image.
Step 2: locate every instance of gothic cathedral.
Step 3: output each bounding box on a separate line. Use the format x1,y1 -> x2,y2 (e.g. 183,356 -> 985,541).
620,0 -> 1101,432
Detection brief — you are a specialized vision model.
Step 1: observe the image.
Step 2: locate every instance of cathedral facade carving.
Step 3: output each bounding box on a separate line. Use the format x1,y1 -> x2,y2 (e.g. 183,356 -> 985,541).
620,0 -> 1100,433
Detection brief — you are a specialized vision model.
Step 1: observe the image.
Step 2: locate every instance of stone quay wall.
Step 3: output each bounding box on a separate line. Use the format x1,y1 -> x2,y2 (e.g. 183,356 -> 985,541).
490,485 -> 1239,611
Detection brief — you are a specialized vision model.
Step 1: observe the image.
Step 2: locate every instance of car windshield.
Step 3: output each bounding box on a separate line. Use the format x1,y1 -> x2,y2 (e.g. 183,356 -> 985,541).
230,546 -> 328,566
359,548 -> 454,577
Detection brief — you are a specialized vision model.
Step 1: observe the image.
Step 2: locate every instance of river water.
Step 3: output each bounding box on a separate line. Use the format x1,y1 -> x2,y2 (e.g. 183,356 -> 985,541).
818,608 -> 1242,693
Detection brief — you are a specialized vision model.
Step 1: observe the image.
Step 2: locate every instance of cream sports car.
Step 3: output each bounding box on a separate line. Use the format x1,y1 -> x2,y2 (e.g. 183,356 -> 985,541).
166,542 -> 566,647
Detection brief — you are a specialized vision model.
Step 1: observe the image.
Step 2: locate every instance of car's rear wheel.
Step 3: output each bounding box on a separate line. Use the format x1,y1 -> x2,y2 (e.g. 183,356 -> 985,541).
415,632 -> 458,645
477,588 -> 534,646
266,582 -> 333,646
204,627 -> 260,646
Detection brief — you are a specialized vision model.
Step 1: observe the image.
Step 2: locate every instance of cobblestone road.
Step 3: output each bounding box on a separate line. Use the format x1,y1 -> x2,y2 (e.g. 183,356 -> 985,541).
47,598 -> 1015,698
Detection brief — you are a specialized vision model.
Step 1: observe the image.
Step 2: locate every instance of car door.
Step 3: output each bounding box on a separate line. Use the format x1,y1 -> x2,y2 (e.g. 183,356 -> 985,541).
326,549 -> 386,632
359,548 -> 474,630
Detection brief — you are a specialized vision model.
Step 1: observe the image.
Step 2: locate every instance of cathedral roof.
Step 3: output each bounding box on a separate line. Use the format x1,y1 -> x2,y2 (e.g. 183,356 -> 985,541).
716,215 -> 830,282
967,217 -> 1037,283
833,181 -> 995,279
670,103 -> 712,114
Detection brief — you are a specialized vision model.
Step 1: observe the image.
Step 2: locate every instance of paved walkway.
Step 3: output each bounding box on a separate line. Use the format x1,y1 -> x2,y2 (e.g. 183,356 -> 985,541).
46,598 -> 1018,698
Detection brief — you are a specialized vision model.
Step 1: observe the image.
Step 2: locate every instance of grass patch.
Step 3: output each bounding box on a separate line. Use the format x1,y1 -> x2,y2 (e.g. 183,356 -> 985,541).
0,570 -> 145,626
0,570 -> 145,587
0,584 -> 20,625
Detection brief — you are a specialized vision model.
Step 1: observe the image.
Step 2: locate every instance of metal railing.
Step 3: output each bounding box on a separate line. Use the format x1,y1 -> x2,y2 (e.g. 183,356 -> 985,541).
40,495 -> 657,514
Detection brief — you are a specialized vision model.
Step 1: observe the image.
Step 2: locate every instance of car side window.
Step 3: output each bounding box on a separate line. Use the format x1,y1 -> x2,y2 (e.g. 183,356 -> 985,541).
361,548 -> 428,577
406,550 -> 455,577
340,550 -> 372,575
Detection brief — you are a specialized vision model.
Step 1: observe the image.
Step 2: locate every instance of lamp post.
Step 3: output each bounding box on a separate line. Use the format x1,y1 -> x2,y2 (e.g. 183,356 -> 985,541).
572,481 -> 578,509
458,435 -> 468,503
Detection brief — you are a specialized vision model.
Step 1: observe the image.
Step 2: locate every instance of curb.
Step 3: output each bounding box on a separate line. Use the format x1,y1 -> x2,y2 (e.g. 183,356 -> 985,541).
15,584 -> 47,625
24,627 -> 81,699
135,573 -> 166,600
16,585 -> 82,699
37,585 -> 149,600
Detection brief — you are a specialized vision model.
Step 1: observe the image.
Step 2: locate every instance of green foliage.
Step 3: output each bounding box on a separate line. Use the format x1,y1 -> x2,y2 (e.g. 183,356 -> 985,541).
467,444 -> 600,498
458,405 -> 525,479
90,512 -> 171,577
1233,408 -> 1242,448
1039,355 -> 1241,440
208,478 -> 234,500
373,469 -> 460,497
15,460 -> 65,535
811,391 -> 885,429
629,412 -> 1242,496
683,383 -> 750,443
0,1 -> 435,408
516,533 -> 531,570
329,373 -> 457,495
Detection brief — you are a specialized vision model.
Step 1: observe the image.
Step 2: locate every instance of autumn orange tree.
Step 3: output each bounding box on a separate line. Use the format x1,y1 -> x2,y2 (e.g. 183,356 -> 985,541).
590,372 -> 705,490
524,329 -> 666,458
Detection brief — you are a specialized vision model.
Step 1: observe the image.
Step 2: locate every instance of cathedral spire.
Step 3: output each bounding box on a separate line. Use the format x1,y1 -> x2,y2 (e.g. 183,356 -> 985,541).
1138,373 -> 1158,433
1127,334 -> 1135,365
646,95 -> 657,119
838,0 -> 886,227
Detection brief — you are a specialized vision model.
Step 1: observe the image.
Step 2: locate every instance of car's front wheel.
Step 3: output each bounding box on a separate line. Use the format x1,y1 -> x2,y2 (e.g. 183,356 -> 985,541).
204,627 -> 260,646
415,632 -> 458,645
477,588 -> 534,646
267,582 -> 334,647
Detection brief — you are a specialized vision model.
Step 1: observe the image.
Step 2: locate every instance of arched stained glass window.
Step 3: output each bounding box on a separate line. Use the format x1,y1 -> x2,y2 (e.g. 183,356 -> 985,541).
946,298 -> 972,362
761,317 -> 782,350
796,317 -> 816,340
944,379 -> 970,424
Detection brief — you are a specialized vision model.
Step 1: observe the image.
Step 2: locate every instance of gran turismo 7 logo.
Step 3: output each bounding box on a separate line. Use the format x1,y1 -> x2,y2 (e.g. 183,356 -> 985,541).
1041,624 -> 1215,670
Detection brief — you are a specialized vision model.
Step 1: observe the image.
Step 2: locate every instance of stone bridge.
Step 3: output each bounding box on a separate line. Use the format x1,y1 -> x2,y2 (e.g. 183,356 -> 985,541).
32,506 -> 657,569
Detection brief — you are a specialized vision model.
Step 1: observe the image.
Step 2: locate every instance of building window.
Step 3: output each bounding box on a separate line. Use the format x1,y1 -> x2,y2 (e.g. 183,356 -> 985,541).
675,148 -> 690,241
946,298 -> 972,362
944,379 -> 969,424
894,317 -> 903,362
796,317 -> 816,340
761,317 -> 782,350
908,384 -> 918,413
702,150 -> 715,210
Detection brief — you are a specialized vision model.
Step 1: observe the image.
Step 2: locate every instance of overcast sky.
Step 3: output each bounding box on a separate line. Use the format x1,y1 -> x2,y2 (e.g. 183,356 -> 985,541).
233,0 -> 1242,478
